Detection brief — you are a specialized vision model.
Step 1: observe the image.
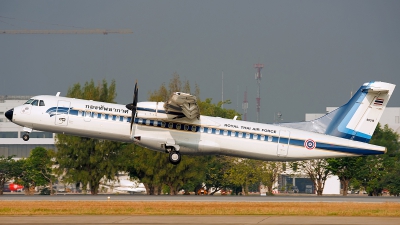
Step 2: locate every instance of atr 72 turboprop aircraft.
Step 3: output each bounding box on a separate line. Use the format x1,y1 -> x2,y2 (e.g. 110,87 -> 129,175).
5,81 -> 395,165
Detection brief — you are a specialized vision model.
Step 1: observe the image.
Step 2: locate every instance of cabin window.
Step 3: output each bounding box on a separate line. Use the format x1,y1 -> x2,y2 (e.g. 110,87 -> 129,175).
39,100 -> 45,106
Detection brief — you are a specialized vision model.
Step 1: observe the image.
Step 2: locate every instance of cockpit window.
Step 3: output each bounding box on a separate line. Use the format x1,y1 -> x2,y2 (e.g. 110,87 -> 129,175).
24,99 -> 34,104
31,100 -> 39,106
39,100 -> 45,106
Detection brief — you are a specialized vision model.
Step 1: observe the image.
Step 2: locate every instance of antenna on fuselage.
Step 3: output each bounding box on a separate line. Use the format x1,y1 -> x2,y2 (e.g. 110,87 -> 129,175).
56,92 -> 60,97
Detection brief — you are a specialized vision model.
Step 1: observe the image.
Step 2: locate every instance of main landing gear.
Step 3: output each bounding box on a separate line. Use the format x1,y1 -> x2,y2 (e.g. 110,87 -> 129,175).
166,147 -> 181,165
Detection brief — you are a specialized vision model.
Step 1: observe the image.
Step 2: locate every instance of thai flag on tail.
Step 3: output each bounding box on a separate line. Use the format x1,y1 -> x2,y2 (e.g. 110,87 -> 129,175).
374,98 -> 384,106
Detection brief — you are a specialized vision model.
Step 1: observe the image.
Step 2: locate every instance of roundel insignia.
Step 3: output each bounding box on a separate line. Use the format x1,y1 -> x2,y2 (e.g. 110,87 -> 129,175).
304,139 -> 316,150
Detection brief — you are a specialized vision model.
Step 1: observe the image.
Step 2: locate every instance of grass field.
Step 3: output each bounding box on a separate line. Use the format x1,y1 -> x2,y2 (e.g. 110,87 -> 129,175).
0,201 -> 399,216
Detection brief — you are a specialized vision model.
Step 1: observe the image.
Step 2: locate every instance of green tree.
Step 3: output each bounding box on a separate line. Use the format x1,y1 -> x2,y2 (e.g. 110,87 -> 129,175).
199,99 -> 238,120
127,144 -> 166,195
202,155 -> 232,195
383,162 -> 400,196
326,157 -> 359,196
355,154 -> 386,196
148,72 -> 199,102
0,156 -> 22,195
55,79 -> 132,195
354,124 -> 400,196
162,155 -> 203,195
14,147 -> 55,195
292,159 -> 330,196
259,161 -> 284,195
225,158 -> 261,195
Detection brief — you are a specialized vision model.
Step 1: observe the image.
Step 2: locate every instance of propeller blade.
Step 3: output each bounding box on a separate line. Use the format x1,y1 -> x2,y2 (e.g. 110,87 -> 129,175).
128,81 -> 138,134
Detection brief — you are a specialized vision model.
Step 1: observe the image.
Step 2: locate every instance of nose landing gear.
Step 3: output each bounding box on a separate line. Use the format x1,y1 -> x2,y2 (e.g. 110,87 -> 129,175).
22,133 -> 30,141
22,127 -> 32,141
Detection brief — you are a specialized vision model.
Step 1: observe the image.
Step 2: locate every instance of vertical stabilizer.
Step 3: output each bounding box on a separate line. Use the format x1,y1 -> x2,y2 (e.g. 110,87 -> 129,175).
324,81 -> 395,142
280,81 -> 395,143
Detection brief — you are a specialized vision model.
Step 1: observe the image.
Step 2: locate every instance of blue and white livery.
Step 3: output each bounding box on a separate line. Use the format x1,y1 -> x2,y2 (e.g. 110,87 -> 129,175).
5,81 -> 395,164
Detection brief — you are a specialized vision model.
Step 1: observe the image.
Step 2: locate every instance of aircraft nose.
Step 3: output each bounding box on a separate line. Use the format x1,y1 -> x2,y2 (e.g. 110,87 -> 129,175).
5,108 -> 13,121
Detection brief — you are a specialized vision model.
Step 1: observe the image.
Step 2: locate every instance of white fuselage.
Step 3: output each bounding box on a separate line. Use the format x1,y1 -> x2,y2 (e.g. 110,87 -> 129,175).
10,95 -> 385,161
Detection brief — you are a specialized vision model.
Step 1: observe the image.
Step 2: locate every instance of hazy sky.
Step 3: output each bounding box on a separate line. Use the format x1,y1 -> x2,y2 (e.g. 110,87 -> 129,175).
1,1 -> 399,123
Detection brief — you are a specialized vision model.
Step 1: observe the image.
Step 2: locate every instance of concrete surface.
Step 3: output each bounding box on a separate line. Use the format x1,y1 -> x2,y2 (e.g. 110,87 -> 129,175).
0,216 -> 399,225
1,193 -> 400,203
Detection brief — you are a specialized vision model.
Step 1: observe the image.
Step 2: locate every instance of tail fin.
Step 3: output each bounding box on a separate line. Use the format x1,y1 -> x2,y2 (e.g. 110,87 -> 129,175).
281,81 -> 396,143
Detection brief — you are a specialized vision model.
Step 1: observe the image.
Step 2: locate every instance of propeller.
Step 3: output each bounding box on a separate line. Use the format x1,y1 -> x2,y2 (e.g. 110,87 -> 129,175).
126,81 -> 138,134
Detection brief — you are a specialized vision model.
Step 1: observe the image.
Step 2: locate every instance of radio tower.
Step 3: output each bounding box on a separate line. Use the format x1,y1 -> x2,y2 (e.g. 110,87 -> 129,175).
254,63 -> 264,122
242,88 -> 248,121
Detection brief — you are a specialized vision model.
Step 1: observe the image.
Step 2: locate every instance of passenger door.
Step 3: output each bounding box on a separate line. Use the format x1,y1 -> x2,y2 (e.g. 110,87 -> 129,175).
277,130 -> 290,157
55,100 -> 70,126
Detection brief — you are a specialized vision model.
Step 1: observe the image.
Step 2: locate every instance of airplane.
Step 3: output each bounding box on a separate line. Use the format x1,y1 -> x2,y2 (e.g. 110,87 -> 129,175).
5,81 -> 395,165
101,179 -> 146,194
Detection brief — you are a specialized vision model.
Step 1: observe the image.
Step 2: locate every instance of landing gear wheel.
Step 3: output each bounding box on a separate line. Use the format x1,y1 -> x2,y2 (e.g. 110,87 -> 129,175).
169,151 -> 181,165
22,133 -> 30,141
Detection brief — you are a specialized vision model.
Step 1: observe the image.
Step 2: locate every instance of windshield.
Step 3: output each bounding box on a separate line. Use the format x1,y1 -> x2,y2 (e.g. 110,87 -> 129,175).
24,99 -> 34,104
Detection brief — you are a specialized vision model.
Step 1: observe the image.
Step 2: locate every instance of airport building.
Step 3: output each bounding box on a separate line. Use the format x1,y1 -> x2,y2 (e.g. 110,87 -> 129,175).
0,95 -> 56,158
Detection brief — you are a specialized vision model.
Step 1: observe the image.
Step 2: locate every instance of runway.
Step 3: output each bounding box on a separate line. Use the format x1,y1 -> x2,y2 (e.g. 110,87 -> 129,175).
1,193 -> 400,203
1,194 -> 400,224
0,216 -> 400,225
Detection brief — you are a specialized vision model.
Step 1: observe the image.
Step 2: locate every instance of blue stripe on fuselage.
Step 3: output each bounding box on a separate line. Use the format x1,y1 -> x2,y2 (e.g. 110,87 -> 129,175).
44,105 -> 382,156
132,116 -> 383,156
